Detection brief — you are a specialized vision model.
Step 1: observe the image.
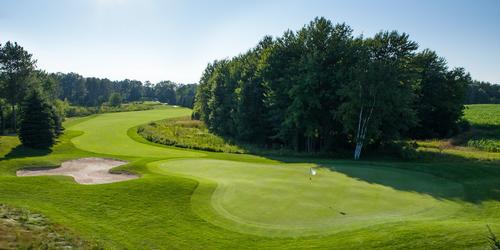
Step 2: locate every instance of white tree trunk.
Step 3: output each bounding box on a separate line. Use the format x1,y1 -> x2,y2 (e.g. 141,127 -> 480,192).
353,99 -> 375,160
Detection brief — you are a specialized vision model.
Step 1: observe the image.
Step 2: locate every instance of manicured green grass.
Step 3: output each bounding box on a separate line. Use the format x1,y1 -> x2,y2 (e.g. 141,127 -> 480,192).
69,107 -> 204,158
0,106 -> 499,249
155,159 -> 464,237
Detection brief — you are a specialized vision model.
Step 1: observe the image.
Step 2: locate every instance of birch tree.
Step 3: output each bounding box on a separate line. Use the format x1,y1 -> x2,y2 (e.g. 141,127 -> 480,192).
340,32 -> 418,160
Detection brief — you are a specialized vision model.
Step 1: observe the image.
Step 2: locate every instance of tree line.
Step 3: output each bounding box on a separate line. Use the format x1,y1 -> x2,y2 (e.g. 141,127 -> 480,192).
192,17 -> 473,159
466,81 -> 500,104
55,73 -> 197,108
0,41 -> 63,147
0,41 -> 196,148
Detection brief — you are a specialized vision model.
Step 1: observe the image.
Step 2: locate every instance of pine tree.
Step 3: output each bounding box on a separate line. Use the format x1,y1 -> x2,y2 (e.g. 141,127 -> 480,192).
19,89 -> 57,148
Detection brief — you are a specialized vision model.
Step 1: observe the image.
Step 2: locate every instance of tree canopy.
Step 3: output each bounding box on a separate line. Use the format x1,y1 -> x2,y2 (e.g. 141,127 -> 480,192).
193,17 -> 473,159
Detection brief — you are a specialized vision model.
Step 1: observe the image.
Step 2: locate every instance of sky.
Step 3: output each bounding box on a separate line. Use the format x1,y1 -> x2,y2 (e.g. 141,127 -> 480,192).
1,0 -> 499,84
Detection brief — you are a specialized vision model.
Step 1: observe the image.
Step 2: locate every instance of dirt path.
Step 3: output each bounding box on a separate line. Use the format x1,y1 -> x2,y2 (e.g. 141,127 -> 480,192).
17,158 -> 138,184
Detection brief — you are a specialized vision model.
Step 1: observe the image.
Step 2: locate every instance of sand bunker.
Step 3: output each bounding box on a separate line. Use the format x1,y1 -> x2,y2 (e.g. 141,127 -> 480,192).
17,158 -> 138,184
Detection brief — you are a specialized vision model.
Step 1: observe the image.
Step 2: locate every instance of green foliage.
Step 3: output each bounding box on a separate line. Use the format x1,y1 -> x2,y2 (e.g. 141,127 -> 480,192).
0,41 -> 37,131
0,41 -> 36,106
55,72 -> 197,108
339,31 -> 419,159
466,139 -> 500,152
175,83 -> 197,108
410,50 -> 470,138
194,17 -> 469,159
138,117 -> 244,153
61,101 -> 162,117
108,92 -> 122,107
18,89 -> 59,148
154,80 -> 176,104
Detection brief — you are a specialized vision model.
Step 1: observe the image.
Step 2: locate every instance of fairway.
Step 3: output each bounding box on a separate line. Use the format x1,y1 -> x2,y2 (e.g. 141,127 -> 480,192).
68,107 -> 205,158
156,159 -> 464,236
1,107 -> 500,249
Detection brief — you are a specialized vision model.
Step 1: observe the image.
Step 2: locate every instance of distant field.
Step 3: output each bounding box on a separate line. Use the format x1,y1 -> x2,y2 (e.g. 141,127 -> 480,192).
463,104 -> 500,152
464,104 -> 500,127
417,104 -> 500,156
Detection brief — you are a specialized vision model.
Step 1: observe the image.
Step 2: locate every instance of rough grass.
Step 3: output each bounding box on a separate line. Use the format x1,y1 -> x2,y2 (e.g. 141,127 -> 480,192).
0,107 -> 499,248
138,117 -> 245,153
0,204 -> 101,249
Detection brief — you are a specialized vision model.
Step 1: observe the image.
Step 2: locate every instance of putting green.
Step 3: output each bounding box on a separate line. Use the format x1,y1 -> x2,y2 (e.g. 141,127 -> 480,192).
155,158 -> 465,236
67,107 -> 205,158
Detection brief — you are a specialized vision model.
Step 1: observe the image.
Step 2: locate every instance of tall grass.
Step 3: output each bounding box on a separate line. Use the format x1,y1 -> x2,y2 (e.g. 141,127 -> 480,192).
137,117 -> 245,153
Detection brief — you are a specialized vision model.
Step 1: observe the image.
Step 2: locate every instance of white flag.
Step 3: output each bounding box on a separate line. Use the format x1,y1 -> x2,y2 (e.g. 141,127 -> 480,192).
310,168 -> 317,176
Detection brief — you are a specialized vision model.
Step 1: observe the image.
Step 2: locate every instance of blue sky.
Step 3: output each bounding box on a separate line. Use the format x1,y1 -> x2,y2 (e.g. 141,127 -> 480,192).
1,0 -> 499,83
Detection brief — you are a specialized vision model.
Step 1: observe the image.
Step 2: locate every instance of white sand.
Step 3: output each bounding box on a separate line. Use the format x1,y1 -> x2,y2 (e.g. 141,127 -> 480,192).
17,158 -> 138,185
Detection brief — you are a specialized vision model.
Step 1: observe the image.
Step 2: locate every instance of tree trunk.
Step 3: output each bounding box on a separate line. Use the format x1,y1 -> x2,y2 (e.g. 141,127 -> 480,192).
353,101 -> 375,160
12,105 -> 16,132
354,142 -> 363,160
0,105 -> 4,135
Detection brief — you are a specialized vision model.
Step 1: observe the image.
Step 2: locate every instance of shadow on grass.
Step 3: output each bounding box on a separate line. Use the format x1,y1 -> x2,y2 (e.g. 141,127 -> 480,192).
134,117 -> 500,204
3,145 -> 52,159
237,144 -> 500,204
451,125 -> 500,152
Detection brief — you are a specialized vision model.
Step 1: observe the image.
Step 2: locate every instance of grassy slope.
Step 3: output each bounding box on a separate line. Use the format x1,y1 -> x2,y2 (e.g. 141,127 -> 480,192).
70,107 -> 204,158
0,105 -> 499,249
138,117 -> 245,153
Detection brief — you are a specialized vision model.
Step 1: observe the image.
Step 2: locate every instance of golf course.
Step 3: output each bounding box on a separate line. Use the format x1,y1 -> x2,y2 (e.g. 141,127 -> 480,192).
1,105 -> 499,249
